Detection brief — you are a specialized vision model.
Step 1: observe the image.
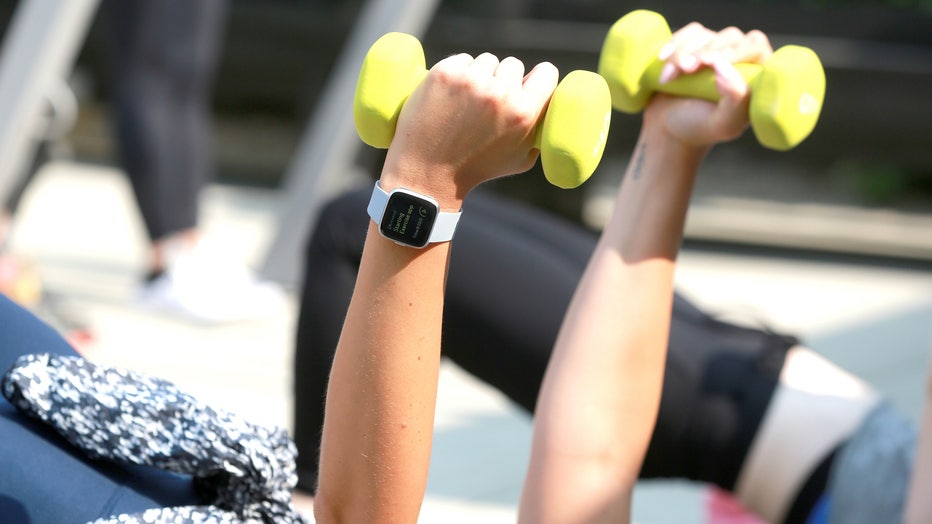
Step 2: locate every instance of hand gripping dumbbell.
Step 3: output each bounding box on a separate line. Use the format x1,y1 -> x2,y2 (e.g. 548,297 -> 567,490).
598,10 -> 825,151
354,32 -> 612,189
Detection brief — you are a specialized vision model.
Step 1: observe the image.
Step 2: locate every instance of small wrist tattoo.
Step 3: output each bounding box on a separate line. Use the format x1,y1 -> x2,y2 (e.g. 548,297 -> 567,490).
631,141 -> 647,180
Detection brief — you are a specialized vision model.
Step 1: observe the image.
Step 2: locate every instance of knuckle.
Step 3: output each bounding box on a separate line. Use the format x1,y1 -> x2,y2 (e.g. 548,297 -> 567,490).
719,26 -> 745,40
429,65 -> 459,86
682,21 -> 706,33
746,29 -> 771,47
673,21 -> 708,40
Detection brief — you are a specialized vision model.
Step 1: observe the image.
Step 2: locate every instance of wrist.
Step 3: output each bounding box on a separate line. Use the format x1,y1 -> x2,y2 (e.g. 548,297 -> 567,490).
641,100 -> 719,161
367,180 -> 462,248
638,126 -> 709,174
378,165 -> 465,212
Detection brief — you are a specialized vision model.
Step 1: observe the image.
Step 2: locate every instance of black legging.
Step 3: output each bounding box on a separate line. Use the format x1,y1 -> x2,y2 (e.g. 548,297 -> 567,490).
294,186 -> 799,499
100,0 -> 228,242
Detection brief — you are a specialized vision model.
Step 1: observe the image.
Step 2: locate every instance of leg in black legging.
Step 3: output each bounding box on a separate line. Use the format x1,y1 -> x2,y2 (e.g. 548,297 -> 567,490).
100,0 -> 228,242
293,192 -> 366,492
293,187 -> 590,490
293,187 -> 798,496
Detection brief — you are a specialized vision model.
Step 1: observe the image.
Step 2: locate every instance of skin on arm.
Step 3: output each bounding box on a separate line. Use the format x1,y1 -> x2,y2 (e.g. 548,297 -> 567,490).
518,25 -> 772,523
904,347 -> 932,524
313,52 -> 558,523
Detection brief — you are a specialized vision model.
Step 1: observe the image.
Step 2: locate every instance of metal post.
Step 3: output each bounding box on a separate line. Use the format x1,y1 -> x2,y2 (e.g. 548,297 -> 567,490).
259,0 -> 441,287
0,0 -> 100,205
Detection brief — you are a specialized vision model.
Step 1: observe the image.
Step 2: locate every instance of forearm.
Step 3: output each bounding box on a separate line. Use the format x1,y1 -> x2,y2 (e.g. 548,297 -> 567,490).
521,125 -> 706,522
904,371 -> 932,524
312,49 -> 560,522
315,225 -> 450,523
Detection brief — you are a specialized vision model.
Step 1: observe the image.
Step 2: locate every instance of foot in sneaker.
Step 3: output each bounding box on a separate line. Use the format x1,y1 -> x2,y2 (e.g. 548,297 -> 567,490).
137,248 -> 287,324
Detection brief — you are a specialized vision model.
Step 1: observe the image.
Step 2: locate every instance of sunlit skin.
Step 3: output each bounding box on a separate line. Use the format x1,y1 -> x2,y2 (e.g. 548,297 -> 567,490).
311,24 -> 774,524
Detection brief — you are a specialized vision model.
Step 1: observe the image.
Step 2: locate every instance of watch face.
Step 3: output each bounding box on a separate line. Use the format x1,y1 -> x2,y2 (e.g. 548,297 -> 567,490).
379,191 -> 439,247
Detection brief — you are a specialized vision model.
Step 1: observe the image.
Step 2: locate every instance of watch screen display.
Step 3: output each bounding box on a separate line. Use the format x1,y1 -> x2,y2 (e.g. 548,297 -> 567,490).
379,192 -> 438,247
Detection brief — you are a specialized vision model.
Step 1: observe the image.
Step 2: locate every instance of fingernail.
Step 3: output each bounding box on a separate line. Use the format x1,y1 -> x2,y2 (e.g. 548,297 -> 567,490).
658,42 -> 675,60
703,51 -> 724,67
658,62 -> 677,84
713,56 -> 748,96
679,54 -> 699,72
714,57 -> 743,85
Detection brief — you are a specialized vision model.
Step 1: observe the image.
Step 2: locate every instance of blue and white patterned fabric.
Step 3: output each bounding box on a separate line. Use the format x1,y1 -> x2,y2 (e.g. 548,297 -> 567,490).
2,353 -> 308,524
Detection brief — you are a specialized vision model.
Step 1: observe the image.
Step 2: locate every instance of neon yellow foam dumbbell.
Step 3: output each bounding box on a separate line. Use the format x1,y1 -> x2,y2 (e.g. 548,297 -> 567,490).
354,32 -> 613,189
598,10 -> 825,151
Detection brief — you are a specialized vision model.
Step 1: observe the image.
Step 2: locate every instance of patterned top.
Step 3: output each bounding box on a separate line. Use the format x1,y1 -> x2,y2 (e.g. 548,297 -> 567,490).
2,353 -> 308,524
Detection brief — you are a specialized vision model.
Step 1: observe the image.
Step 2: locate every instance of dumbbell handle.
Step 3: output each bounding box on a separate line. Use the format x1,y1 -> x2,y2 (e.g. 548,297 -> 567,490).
642,59 -> 762,102
599,10 -> 824,151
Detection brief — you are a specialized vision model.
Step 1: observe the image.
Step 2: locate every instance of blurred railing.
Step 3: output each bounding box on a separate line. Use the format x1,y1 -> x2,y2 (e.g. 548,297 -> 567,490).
0,0 -> 929,281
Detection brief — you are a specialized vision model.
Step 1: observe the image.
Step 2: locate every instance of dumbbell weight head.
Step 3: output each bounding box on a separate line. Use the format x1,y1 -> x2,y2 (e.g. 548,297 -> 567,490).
598,10 -> 671,114
598,10 -> 825,151
749,45 -> 825,152
354,32 -> 427,149
539,70 -> 612,189
354,32 -> 612,189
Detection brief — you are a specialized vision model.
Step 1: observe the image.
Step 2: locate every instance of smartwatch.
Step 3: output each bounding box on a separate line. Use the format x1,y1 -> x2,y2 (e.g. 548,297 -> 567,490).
367,181 -> 462,248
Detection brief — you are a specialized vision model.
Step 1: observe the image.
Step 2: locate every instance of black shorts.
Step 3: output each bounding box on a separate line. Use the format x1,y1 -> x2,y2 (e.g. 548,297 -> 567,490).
648,295 -> 797,489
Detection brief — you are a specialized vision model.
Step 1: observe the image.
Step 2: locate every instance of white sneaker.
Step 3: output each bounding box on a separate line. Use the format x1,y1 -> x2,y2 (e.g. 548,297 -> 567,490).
137,249 -> 287,324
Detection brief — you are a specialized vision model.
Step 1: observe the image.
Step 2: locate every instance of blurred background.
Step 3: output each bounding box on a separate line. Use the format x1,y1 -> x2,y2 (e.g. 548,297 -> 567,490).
1,0 -> 930,261
0,1 -> 930,522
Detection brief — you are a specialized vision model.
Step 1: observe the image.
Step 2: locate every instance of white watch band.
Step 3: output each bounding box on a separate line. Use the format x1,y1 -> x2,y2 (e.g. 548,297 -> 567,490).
367,181 -> 461,244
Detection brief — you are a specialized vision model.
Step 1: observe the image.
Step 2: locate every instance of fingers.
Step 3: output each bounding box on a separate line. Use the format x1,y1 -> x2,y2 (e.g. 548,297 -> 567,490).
659,22 -> 715,78
433,52 -> 547,98
431,52 -> 477,79
658,23 -> 774,85
521,61 -> 559,114
466,52 -> 502,82
692,27 -> 773,77
649,21 -> 775,148
397,51 -> 557,188
494,56 -> 526,86
712,54 -> 749,102
431,52 -> 555,120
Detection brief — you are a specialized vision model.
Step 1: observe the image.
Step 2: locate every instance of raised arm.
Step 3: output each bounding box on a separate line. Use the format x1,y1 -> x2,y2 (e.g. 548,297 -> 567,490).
313,53 -> 558,523
519,25 -> 773,523
905,349 -> 932,523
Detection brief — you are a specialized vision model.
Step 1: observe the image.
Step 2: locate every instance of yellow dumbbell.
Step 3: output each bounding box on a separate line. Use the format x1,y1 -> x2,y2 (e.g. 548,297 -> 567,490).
354,32 -> 612,189
598,10 -> 825,151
